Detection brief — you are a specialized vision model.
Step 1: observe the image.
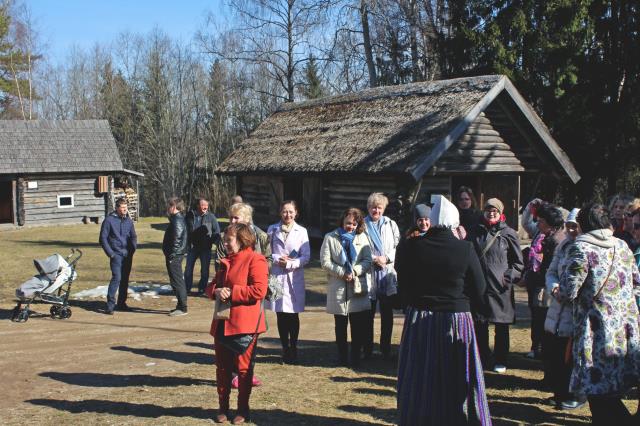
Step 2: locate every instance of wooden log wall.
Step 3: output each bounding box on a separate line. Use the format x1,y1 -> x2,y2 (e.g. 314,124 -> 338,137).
22,174 -> 106,225
322,176 -> 399,230
239,175 -> 282,229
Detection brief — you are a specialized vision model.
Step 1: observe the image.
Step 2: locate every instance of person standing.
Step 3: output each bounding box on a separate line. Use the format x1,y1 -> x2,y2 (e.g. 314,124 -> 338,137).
185,198 -> 220,295
321,208 -> 372,367
558,203 -> 640,424
266,200 -> 311,364
206,223 -> 268,425
163,197 -> 189,317
396,195 -> 491,426
363,192 -> 400,360
99,197 -> 137,315
455,186 -> 482,238
472,198 -> 523,373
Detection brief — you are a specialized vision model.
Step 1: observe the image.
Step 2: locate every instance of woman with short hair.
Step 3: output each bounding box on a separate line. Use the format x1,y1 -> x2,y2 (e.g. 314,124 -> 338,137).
206,223 -> 268,425
455,186 -> 482,238
321,208 -> 373,367
559,203 -> 640,424
266,200 -> 311,364
363,192 -> 400,360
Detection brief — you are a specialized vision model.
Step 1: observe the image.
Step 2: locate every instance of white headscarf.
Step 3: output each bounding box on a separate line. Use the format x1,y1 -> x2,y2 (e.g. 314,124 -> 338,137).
429,195 -> 460,229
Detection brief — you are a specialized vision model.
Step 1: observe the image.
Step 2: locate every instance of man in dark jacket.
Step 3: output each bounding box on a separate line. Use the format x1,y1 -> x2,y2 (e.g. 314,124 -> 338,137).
185,198 -> 220,295
163,197 -> 189,316
99,197 -> 137,314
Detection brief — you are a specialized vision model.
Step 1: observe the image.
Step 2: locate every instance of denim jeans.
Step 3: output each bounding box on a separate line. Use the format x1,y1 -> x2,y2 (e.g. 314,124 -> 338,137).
184,247 -> 212,293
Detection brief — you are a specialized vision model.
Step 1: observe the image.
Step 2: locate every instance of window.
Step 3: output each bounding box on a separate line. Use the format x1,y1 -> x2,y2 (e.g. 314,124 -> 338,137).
57,194 -> 74,208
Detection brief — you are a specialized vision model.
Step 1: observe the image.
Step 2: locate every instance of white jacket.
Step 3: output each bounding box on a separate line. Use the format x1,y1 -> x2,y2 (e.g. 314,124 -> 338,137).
321,230 -> 373,315
363,216 -> 400,299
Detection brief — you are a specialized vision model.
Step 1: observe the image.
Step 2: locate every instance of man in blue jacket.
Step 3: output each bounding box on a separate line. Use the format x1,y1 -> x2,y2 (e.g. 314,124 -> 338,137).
99,197 -> 137,314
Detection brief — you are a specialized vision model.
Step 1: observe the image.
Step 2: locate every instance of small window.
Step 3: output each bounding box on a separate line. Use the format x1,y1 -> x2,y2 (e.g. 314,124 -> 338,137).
57,194 -> 75,208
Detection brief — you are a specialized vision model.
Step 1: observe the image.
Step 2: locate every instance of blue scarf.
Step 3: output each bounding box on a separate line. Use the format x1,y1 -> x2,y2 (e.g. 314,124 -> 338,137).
365,215 -> 389,296
337,228 -> 357,274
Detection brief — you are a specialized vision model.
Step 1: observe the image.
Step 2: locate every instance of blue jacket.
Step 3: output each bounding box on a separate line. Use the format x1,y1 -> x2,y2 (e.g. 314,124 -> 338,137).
100,212 -> 137,258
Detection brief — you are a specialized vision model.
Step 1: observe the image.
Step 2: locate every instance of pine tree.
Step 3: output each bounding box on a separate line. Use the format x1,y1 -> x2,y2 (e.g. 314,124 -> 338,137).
303,54 -> 324,99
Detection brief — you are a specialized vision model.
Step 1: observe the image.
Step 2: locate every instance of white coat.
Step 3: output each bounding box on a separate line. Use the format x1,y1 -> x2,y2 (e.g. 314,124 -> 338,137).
363,216 -> 400,299
321,230 -> 373,315
265,222 -> 310,313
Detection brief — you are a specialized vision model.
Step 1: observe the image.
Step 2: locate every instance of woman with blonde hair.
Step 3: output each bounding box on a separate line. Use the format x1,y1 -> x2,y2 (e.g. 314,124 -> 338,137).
363,192 -> 400,360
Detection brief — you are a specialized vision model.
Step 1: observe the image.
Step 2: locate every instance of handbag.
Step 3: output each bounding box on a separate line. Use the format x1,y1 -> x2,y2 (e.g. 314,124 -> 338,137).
266,274 -> 284,302
217,302 -> 264,355
213,298 -> 231,320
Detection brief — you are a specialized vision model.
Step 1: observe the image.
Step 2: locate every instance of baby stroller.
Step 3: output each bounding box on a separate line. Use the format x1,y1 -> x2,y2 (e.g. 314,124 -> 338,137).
11,249 -> 82,322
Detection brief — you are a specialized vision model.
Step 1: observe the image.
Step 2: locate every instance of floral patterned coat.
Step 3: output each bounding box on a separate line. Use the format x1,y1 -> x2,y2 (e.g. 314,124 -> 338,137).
559,229 -> 640,396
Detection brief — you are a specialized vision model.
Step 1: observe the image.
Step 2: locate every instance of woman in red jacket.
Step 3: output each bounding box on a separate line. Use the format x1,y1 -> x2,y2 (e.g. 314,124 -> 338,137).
206,223 -> 268,425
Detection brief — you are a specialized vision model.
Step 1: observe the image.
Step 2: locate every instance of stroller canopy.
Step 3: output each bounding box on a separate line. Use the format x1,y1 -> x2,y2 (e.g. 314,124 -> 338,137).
34,254 -> 68,281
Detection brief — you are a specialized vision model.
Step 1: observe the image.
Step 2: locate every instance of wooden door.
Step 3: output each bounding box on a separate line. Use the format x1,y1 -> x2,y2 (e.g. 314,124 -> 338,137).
0,181 -> 14,224
477,175 -> 521,231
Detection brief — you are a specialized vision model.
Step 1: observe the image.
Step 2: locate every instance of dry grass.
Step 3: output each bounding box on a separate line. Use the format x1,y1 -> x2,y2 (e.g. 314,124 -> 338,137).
0,220 -> 637,425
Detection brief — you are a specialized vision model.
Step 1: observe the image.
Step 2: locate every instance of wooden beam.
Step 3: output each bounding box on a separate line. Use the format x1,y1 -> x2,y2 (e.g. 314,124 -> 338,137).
502,79 -> 580,183
410,76 -> 508,180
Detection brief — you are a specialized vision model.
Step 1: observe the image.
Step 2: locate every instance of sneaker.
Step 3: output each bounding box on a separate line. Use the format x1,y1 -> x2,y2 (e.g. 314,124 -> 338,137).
168,309 -> 188,317
493,364 -> 507,373
103,309 -> 114,315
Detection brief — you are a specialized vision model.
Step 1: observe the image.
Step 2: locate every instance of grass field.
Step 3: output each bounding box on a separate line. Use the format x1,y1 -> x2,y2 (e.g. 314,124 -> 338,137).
0,219 -> 637,424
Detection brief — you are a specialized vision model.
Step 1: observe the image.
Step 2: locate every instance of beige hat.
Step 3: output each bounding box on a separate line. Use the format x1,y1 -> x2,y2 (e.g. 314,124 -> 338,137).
484,198 -> 504,214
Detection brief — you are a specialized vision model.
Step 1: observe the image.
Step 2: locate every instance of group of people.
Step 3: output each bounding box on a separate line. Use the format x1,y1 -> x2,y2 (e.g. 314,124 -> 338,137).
99,188 -> 640,425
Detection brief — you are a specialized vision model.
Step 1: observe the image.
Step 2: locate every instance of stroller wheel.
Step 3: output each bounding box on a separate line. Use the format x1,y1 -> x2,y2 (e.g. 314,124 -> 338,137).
50,305 -> 61,318
16,309 -> 29,322
60,307 -> 72,319
11,306 -> 21,322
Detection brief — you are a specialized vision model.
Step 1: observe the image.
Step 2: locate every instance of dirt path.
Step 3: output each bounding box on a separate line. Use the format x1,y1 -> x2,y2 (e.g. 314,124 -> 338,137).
0,288 -> 609,425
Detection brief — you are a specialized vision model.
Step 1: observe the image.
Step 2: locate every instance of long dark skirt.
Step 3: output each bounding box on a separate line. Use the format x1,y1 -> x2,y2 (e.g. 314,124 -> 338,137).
397,309 -> 492,426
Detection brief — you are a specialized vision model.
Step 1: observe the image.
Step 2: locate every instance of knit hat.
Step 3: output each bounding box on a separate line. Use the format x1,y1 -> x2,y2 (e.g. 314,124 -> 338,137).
566,208 -> 580,224
484,198 -> 504,214
430,195 -> 460,228
414,204 -> 431,221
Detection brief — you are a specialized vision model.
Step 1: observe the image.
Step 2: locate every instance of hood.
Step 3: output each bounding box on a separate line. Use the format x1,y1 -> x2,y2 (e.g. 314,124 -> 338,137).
429,195 -> 460,229
575,229 -> 615,248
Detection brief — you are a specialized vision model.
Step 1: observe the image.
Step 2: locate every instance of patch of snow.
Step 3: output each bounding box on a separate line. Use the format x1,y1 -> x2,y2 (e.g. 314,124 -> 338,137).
72,283 -> 173,299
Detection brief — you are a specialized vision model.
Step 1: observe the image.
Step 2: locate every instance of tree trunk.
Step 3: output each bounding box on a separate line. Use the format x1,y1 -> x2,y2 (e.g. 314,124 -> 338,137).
360,0 -> 377,88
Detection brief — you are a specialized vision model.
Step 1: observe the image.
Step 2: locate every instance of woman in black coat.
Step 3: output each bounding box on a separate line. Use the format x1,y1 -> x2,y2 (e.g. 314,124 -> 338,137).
472,198 -> 523,373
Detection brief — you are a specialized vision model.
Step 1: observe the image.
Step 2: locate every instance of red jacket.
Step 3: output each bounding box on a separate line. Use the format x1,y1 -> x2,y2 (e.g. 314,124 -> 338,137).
206,247 -> 268,337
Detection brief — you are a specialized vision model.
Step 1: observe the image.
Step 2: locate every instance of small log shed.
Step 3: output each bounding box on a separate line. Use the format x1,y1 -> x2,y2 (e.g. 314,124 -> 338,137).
217,75 -> 580,237
0,120 -> 143,227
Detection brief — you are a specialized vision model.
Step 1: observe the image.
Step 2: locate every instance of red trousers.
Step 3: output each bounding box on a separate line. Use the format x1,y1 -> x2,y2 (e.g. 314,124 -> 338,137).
214,335 -> 257,414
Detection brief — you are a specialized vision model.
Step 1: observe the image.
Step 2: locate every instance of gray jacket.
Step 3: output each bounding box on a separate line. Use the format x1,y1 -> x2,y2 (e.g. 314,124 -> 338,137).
544,237 -> 574,336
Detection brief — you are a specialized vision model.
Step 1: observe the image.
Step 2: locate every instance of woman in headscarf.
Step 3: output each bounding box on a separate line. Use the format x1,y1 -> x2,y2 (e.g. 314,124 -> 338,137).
558,203 -> 640,424
320,208 -> 373,367
363,192 -> 400,360
472,198 -> 524,373
396,195 -> 491,426
266,200 -> 311,364
543,208 -> 586,410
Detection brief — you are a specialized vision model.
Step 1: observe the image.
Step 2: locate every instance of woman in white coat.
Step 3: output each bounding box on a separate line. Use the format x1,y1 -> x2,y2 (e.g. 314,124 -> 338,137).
266,200 -> 310,364
321,207 -> 373,367
363,192 -> 400,360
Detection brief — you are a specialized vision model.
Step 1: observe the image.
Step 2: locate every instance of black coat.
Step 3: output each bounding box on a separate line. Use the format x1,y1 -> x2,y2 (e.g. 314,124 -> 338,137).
472,221 -> 523,324
163,212 -> 188,259
396,227 -> 488,314
185,210 -> 220,249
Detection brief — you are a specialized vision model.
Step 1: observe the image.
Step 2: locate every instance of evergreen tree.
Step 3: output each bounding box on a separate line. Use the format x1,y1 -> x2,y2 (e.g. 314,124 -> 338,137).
303,55 -> 324,99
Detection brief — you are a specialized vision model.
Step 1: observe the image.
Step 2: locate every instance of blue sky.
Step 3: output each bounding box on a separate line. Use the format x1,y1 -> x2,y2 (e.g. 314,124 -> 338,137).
29,0 -> 226,63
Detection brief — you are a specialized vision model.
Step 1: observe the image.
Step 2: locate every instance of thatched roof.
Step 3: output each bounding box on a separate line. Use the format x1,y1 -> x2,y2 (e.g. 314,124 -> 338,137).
0,120 -> 130,175
218,75 -> 579,183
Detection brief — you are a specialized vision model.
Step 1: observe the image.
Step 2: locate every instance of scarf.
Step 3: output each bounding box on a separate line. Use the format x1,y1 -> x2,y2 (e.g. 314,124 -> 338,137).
280,221 -> 294,242
365,215 -> 389,296
482,213 -> 506,227
337,228 -> 357,274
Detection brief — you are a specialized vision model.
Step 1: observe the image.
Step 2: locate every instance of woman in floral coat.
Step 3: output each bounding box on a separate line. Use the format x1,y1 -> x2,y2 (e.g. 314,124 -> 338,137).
559,203 -> 640,424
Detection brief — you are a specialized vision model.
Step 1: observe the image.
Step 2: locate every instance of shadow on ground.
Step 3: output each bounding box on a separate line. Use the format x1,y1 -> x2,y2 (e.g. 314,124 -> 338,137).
39,371 -> 213,387
26,399 -> 380,425
111,345 -> 214,365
